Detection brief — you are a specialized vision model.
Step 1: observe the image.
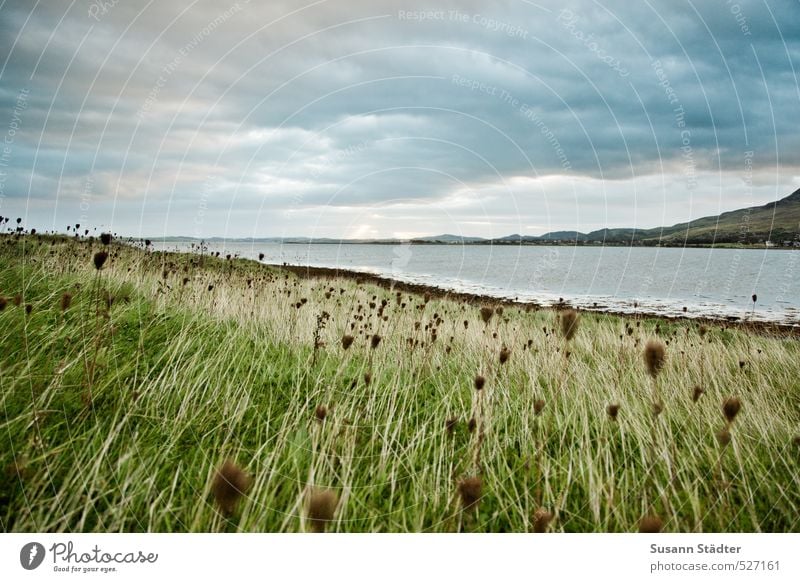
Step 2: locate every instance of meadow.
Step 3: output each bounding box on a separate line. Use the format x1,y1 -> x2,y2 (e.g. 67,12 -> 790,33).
1,233 -> 798,532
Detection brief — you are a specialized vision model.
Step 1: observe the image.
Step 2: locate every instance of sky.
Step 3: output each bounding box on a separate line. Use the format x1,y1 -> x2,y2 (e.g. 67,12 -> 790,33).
0,0 -> 798,240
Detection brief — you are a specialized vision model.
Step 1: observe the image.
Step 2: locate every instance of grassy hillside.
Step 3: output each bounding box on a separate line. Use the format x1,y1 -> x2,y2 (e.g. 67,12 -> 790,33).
581,188 -> 800,244
1,234 -> 799,532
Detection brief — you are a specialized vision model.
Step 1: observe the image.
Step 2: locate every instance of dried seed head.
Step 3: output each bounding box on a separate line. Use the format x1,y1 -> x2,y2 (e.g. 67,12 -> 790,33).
60,292 -> 72,311
315,405 -> 328,422
93,251 -> 108,270
467,417 -> 477,433
606,403 -> 620,421
752,293 -> 757,303
100,232 -> 112,245
652,401 -> 664,417
458,476 -> 482,511
533,399 -> 545,416
716,428 -> 732,447
0,296 -> 6,311
722,397 -> 741,423
644,339 -> 666,378
559,309 -> 580,341
370,334 -> 382,349
307,488 -> 339,532
474,375 -> 485,391
638,515 -> 663,533
698,325 -> 708,337
532,508 -> 554,533
211,460 -> 252,515
479,306 -> 494,324
499,345 -> 511,365
341,334 -> 354,350
445,417 -> 458,434
692,385 -> 705,403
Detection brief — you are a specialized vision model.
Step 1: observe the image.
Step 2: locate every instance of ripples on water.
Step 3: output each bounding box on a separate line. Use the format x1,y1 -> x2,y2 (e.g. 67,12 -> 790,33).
152,241 -> 800,325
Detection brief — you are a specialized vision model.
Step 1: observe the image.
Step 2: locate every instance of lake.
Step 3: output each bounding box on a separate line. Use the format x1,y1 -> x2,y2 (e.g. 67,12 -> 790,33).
151,241 -> 800,325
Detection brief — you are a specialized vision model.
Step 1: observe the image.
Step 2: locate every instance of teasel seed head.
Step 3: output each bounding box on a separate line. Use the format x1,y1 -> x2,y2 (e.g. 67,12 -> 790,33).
499,345 -> 511,365
532,508 -> 554,533
307,488 -> 339,533
559,309 -> 580,341
60,292 -> 72,311
643,339 -> 666,378
211,459 -> 252,516
722,397 -> 741,424
652,400 -> 664,417
638,515 -> 663,533
458,476 -> 482,511
93,251 -> 108,270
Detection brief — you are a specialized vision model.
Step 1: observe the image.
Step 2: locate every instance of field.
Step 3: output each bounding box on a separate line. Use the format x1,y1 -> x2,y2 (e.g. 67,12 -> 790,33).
1,233 -> 799,533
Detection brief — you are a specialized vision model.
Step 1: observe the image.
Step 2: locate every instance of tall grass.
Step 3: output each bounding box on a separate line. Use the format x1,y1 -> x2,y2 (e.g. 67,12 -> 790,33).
0,233 -> 798,532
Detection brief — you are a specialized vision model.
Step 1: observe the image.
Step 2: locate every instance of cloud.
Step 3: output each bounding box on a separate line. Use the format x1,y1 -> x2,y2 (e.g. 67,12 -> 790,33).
0,0 -> 798,237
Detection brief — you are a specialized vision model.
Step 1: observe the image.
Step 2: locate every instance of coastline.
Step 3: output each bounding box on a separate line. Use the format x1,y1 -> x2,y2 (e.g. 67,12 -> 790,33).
273,262 -> 800,338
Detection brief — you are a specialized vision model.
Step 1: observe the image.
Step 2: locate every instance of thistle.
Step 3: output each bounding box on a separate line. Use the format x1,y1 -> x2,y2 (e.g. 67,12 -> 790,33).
307,488 -> 339,532
532,508 -> 554,533
93,251 -> 108,270
722,397 -> 741,424
638,515 -> 663,533
643,339 -> 666,378
445,417 -> 458,434
499,345 -> 511,365
458,476 -> 482,511
211,459 -> 252,516
559,309 -> 580,341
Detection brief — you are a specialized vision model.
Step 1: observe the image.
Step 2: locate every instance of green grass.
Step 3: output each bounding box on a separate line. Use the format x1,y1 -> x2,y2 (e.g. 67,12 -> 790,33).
1,234 -> 799,532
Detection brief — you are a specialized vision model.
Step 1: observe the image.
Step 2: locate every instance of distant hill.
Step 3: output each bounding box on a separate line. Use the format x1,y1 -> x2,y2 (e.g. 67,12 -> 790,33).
532,187 -> 800,245
412,234 -> 487,243
141,188 -> 800,247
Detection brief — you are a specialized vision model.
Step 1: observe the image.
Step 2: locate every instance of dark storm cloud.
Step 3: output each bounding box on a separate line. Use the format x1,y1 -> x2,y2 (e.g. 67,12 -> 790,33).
0,0 -> 798,237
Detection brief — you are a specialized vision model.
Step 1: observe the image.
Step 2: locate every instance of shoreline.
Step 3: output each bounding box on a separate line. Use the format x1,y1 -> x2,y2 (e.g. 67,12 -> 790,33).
273,263 -> 799,338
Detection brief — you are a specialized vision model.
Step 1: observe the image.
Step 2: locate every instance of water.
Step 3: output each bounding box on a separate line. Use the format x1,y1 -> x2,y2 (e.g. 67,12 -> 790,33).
151,241 -> 800,325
